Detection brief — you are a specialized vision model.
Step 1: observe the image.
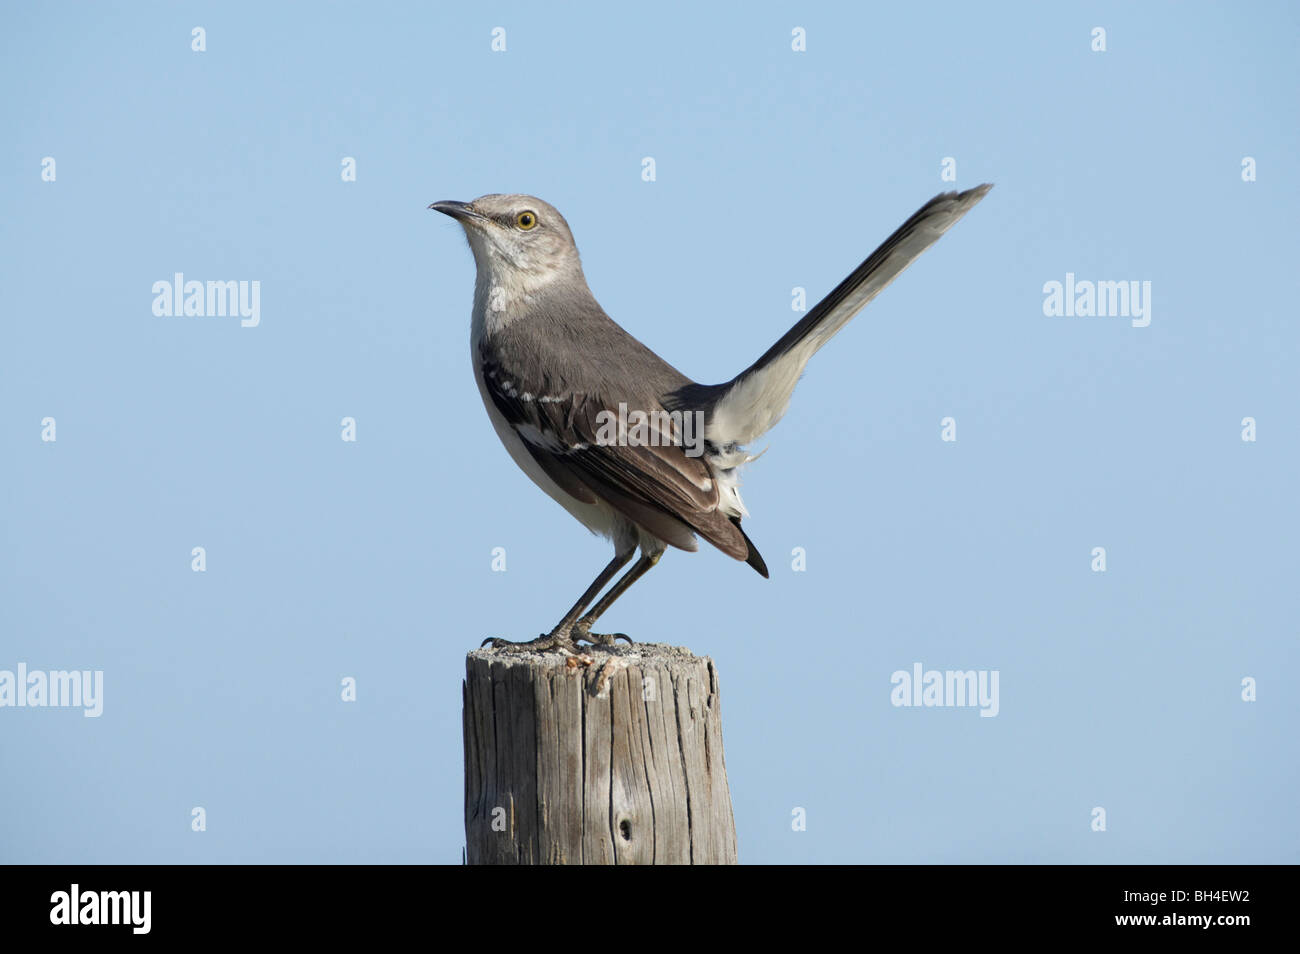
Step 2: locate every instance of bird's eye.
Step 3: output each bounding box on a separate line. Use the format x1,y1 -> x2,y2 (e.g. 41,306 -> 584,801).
515,211 -> 537,230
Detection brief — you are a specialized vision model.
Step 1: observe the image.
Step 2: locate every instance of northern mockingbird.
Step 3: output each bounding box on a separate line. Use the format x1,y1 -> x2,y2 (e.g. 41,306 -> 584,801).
431,185 -> 990,652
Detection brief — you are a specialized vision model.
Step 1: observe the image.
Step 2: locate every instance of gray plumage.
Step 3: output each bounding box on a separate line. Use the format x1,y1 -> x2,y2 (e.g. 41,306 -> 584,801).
431,185 -> 991,650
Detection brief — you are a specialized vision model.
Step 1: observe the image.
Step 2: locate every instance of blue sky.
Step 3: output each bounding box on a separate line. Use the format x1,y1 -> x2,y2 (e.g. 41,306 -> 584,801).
2,2 -> 1297,863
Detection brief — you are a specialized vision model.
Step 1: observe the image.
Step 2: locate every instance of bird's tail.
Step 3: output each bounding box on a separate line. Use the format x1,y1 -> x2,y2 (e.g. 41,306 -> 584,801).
705,184 -> 992,447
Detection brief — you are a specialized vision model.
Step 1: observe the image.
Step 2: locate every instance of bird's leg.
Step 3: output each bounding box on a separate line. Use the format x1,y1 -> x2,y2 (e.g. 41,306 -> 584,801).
483,547 -> 635,653
570,550 -> 663,647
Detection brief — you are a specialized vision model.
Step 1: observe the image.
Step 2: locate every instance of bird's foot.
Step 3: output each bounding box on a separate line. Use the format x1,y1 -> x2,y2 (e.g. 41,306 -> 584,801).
480,631 -> 583,654
480,622 -> 634,653
570,621 -> 633,648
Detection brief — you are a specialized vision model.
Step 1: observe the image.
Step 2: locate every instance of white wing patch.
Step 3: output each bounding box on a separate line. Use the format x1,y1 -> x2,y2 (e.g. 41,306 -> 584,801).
516,422 -> 587,453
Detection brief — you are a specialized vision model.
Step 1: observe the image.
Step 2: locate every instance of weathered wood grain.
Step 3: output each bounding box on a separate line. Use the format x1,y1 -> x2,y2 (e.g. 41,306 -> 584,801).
463,643 -> 738,865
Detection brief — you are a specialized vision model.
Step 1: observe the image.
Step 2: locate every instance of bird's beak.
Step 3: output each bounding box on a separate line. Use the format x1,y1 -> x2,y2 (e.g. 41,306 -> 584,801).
428,200 -> 483,224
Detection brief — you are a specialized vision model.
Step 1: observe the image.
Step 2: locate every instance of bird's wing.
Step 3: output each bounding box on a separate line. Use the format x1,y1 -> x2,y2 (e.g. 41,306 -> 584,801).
479,351 -> 750,561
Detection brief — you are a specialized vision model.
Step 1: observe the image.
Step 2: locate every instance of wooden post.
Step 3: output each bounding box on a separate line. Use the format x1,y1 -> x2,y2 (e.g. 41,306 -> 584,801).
463,643 -> 738,864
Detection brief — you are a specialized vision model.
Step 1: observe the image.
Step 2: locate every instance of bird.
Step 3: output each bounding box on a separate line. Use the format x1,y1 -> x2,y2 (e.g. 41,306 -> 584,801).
430,185 -> 991,652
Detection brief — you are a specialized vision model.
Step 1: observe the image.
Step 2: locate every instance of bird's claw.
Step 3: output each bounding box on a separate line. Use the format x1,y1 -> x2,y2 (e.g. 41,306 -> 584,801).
577,631 -> 633,648
480,629 -> 632,652
480,633 -> 582,654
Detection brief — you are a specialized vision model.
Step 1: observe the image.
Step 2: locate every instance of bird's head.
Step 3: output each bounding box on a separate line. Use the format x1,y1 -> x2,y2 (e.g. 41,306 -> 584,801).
429,194 -> 583,289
